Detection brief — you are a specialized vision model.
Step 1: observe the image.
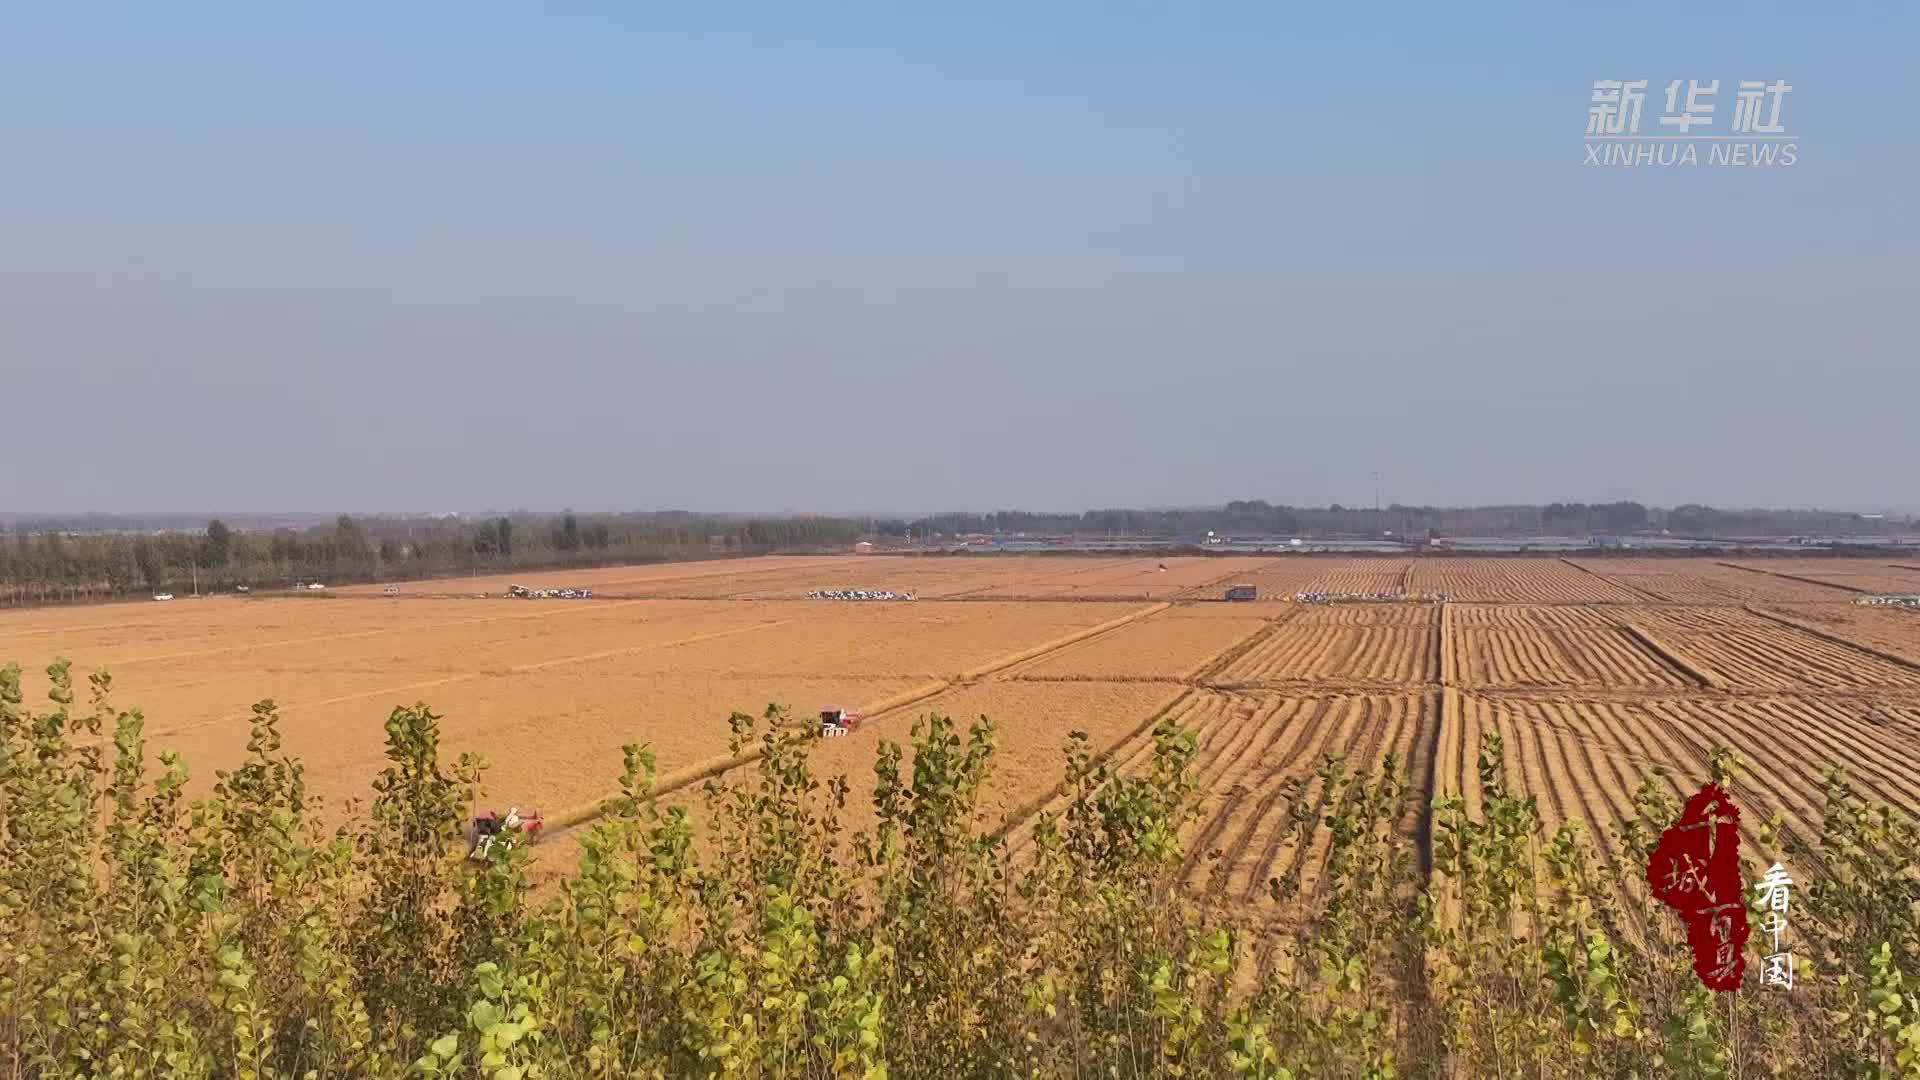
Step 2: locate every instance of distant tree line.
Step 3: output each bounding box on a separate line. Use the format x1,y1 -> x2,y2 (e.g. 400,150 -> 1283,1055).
894,501 -> 1906,542
4,501 -> 1907,606
0,512 -> 864,606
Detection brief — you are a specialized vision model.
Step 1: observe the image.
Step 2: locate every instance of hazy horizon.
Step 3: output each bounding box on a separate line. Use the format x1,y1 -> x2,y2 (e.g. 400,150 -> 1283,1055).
4,5 -> 1914,514
1,497 -> 1912,524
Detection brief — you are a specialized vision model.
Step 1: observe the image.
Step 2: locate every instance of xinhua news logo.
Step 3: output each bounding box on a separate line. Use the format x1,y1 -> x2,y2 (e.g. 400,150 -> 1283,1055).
1586,79 -> 1797,167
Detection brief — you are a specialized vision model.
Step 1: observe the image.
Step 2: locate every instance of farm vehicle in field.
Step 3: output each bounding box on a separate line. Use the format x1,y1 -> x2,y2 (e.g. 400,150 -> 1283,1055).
466,806 -> 545,862
818,708 -> 861,738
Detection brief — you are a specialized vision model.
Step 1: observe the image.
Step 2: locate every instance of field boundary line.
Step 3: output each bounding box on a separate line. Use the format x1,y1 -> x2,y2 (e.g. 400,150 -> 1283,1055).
544,604 -> 1170,841
1743,605 -> 1920,673
1190,607 -> 1304,683
986,687 -> 1203,842
1003,674 -> 1189,685
1620,622 -> 1721,689
542,676 -> 955,837
1714,561 -> 1862,595
1558,557 -> 1667,602
964,602 -> 1171,680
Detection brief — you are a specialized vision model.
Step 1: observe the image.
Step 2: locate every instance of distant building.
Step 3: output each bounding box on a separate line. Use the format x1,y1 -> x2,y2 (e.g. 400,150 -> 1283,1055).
853,541 -> 874,554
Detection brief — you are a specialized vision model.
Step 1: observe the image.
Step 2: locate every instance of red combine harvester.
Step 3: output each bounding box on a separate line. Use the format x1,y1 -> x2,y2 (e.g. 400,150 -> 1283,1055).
818,708 -> 861,738
466,806 -> 545,862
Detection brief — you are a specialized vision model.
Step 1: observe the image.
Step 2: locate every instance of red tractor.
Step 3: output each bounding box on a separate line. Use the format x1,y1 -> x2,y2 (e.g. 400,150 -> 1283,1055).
467,806 -> 545,862
817,708 -> 861,738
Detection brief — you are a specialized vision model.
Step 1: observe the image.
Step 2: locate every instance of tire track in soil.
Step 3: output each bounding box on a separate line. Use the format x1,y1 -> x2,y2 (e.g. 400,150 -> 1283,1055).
1190,608 -> 1304,683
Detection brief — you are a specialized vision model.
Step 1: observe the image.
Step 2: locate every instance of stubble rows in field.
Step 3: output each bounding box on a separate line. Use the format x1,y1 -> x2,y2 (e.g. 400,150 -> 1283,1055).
1718,559 -> 1920,597
1215,616 -> 1435,685
1410,558 -> 1649,603
1450,624 -> 1693,690
1433,689 -> 1920,938
1628,607 -> 1920,690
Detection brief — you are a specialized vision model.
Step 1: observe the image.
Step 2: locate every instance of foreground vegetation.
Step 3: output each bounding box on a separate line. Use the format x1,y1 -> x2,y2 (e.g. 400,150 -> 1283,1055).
3,660 -> 1919,1077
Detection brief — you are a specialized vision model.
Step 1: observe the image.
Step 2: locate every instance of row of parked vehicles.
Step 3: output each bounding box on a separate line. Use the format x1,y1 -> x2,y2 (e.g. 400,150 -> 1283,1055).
807,588 -> 915,601
1859,594 -> 1920,607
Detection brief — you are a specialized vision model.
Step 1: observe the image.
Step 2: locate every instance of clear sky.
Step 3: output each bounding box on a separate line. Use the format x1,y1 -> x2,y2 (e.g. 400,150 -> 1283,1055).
2,4 -> 1912,515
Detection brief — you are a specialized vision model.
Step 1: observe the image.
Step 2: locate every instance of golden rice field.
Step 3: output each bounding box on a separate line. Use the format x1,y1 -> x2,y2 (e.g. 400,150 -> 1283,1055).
5,552 -> 1919,914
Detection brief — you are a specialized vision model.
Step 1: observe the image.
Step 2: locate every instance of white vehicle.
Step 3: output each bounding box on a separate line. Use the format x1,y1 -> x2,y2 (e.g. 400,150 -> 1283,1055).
152,593 -> 174,602
308,583 -> 326,591
383,585 -> 400,596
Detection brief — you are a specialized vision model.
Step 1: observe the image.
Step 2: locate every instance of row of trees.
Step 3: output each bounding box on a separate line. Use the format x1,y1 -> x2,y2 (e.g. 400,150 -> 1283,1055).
0,512 -> 865,606
901,501 -> 1904,541
4,660 -> 1918,1075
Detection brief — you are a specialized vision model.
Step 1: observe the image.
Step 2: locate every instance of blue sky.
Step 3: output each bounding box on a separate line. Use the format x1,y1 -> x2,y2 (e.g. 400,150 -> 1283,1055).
1,4 -> 1912,513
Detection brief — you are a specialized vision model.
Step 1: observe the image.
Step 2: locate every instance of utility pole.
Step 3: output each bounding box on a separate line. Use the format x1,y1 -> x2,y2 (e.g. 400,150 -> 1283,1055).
1374,472 -> 1381,514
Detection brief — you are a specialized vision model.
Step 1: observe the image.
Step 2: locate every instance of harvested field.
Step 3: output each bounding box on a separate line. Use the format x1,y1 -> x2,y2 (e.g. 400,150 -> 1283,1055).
1286,603 -> 1437,628
809,679 -> 1188,841
1188,559 -> 1405,602
1628,607 -> 1920,690
1177,691 -> 1434,905
1436,690 -> 1920,928
1760,603 -> 1920,666
1410,558 -> 1647,604
997,688 -> 1436,893
1008,614 -> 1268,679
1302,560 -> 1414,594
1215,622 -> 1435,685
1716,559 -> 1920,597
1451,624 -> 1694,690
11,552 -> 1920,943
1447,603 -> 1623,630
